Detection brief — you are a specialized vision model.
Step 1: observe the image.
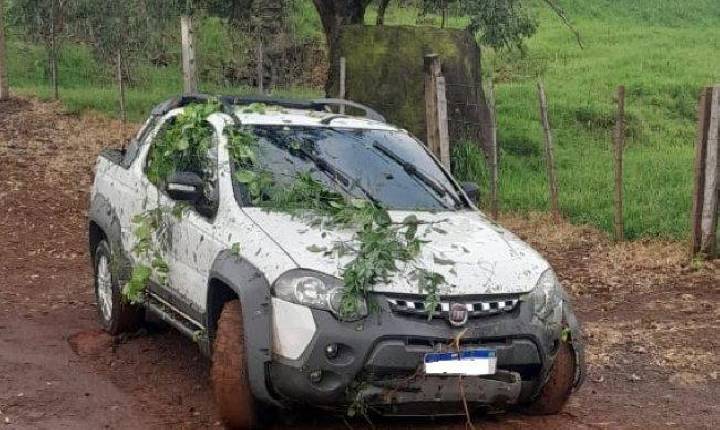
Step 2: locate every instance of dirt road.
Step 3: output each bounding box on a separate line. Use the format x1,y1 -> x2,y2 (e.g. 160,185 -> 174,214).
1,98 -> 719,429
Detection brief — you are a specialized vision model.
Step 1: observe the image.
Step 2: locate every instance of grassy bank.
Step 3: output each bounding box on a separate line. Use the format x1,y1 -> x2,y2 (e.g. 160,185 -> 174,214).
6,0 -> 719,239
479,1 -> 720,239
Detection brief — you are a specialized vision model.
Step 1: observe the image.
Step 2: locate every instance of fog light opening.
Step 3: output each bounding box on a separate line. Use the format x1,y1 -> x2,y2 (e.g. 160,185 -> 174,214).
325,343 -> 339,359
309,370 -> 323,383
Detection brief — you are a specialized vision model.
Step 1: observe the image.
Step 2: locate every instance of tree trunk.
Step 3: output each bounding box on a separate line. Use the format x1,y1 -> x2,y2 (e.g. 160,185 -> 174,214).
312,0 -> 371,95
376,0 -> 390,25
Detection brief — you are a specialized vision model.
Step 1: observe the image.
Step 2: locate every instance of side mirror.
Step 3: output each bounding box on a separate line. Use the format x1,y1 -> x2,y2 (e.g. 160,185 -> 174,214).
461,181 -> 480,204
166,172 -> 204,202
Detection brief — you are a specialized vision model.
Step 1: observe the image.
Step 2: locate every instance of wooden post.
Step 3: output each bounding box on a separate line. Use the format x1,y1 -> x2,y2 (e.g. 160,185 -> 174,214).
339,56 -> 346,114
180,15 -> 198,95
487,77 -> 499,219
691,87 -> 712,254
116,51 -> 127,123
700,87 -> 720,256
435,75 -> 450,168
425,54 -> 450,169
537,82 -> 561,223
613,86 -> 625,241
424,54 -> 442,162
256,40 -> 264,95
424,54 -> 450,169
49,0 -> 59,100
0,0 -> 9,100
440,0 -> 448,28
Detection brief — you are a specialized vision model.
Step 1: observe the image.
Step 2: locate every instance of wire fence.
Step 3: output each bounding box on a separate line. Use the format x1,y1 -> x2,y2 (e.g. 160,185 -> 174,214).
446,81 -> 489,145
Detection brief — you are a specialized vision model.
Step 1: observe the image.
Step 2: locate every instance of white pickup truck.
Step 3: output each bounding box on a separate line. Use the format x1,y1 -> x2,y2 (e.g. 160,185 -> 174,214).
88,95 -> 584,428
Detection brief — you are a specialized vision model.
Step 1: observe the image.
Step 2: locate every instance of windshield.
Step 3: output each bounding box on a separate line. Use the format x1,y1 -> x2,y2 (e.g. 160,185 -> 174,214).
231,126 -> 467,210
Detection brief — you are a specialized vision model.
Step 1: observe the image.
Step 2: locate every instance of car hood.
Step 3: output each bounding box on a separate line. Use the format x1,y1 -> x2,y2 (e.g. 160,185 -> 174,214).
242,208 -> 550,295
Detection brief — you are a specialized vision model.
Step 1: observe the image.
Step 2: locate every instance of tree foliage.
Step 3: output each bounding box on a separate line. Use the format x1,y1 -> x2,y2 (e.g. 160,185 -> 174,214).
460,0 -> 539,51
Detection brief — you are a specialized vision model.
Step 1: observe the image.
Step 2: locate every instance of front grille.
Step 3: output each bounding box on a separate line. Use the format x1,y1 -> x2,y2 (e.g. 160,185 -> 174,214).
386,297 -> 519,319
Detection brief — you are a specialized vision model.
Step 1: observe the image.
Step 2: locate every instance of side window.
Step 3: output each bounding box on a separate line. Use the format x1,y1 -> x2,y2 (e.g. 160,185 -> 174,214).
144,115 -> 219,218
123,116 -> 159,167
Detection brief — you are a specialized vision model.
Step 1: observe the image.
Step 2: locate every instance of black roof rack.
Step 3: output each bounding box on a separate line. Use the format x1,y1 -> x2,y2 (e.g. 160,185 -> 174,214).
150,94 -> 385,123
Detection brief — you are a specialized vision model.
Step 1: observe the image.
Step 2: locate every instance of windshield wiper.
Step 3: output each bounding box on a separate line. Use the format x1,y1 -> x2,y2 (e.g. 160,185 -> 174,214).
256,127 -> 378,204
372,142 -> 462,208
309,155 -> 381,205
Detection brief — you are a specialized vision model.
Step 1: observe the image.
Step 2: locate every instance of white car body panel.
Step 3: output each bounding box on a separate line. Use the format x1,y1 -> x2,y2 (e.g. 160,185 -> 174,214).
241,208 -> 549,296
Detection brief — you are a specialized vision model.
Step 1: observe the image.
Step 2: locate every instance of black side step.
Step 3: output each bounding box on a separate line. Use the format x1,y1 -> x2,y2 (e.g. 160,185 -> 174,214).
145,292 -> 206,343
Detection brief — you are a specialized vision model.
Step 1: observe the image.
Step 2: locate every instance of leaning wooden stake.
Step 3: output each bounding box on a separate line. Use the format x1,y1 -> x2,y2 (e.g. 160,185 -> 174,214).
435,75 -> 451,168
487,76 -> 499,219
700,87 -> 720,256
613,86 -> 625,241
537,82 -> 561,223
691,87 -> 712,255
0,0 -> 9,100
180,15 -> 198,95
424,54 -> 441,159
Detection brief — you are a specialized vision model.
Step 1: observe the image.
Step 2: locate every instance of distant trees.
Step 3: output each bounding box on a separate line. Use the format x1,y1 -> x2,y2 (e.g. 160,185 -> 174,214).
8,0 -> 68,97
318,0 -> 578,51
4,0 -> 579,94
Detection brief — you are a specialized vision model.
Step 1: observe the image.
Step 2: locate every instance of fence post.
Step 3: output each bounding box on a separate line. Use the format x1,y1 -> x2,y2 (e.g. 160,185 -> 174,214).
116,51 -> 126,122
537,82 -> 561,223
180,15 -> 198,95
339,56 -> 346,114
487,76 -> 499,219
256,40 -> 264,95
435,75 -> 450,168
691,87 -> 712,255
0,0 -> 8,100
424,54 -> 450,169
613,86 -> 625,241
700,87 -> 720,256
424,55 -> 441,158
49,0 -> 59,100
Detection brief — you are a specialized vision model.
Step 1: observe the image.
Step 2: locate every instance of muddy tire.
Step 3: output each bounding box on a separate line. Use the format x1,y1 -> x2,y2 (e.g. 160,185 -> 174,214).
211,300 -> 259,429
524,341 -> 576,415
93,240 -> 143,335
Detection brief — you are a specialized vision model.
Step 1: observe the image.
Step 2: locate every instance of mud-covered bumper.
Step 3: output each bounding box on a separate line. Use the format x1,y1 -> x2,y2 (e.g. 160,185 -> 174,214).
266,295 -> 584,415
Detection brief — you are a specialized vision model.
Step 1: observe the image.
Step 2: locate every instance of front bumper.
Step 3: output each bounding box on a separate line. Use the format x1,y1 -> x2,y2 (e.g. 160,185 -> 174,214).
267,294 -> 584,415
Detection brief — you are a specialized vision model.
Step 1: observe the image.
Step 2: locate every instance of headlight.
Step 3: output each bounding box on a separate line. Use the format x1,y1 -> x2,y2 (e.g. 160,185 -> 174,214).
532,269 -> 563,321
272,269 -> 367,321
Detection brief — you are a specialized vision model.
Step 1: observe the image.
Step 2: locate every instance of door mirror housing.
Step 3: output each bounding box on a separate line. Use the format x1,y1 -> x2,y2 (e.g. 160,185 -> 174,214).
166,172 -> 204,203
461,181 -> 480,204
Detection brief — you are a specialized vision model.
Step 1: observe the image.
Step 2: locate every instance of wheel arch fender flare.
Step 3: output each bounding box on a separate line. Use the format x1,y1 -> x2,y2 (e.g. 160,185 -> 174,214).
88,193 -> 132,281
208,250 -> 280,407
562,296 -> 586,390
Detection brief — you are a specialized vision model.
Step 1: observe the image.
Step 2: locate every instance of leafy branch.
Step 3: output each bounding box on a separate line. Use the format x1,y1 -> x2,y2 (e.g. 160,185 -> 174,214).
123,101 -> 217,303
125,100 -> 451,318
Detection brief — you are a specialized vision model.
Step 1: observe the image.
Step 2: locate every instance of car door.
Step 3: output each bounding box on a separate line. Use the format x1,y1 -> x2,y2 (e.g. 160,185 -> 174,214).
133,112 -> 182,291
162,119 -> 226,321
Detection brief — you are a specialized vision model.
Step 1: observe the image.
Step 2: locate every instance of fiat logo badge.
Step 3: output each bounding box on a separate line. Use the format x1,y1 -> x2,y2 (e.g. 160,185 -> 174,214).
449,303 -> 469,327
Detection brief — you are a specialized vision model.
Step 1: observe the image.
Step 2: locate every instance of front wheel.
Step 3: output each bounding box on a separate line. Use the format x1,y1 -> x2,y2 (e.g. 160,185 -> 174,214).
211,299 -> 259,429
93,240 -> 143,335
524,341 -> 576,415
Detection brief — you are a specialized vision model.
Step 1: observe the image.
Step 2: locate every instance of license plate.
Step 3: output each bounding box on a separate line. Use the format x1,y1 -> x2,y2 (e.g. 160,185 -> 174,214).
424,348 -> 497,376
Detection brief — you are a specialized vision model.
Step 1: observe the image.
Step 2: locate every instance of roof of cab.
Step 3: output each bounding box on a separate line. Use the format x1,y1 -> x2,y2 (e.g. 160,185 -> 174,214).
232,106 -> 400,130
151,94 -> 397,129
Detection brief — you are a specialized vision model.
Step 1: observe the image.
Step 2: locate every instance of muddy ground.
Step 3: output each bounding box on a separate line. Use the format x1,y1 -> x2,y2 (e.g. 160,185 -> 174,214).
1,97 -> 718,429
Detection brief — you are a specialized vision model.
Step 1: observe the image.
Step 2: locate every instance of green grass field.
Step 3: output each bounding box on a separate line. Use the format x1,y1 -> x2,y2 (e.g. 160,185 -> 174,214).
482,1 -> 720,239
5,0 -> 719,240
